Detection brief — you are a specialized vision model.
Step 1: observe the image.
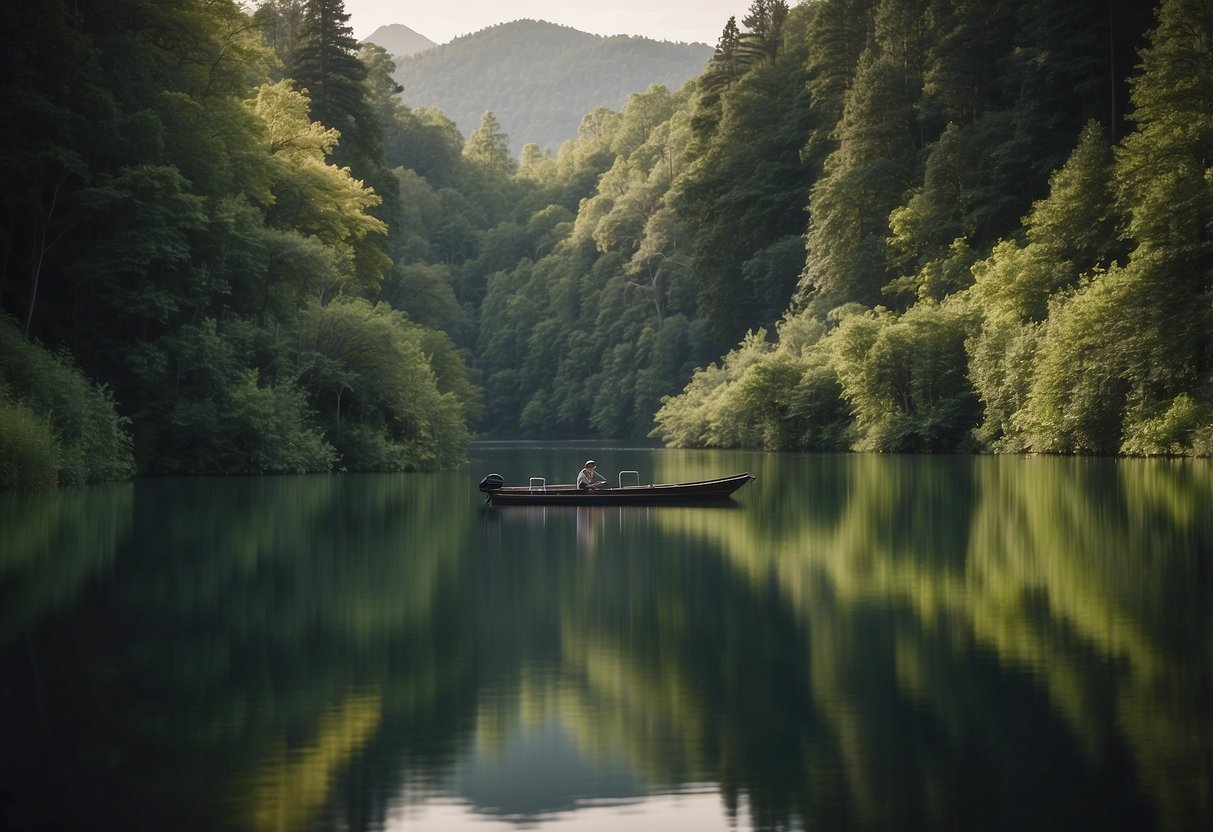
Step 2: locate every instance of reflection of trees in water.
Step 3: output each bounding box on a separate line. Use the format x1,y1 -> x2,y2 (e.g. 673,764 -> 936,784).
1,458 -> 1208,831
0,483 -> 134,646
0,473 -> 479,832
644,455 -> 1211,830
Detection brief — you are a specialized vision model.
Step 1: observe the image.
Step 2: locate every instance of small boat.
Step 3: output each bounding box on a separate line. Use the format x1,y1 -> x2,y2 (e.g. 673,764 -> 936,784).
477,470 -> 754,506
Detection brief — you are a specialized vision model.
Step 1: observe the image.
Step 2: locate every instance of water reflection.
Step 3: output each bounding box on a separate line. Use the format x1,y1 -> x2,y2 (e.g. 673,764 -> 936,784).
0,451 -> 1208,831
0,483 -> 133,646
652,453 -> 1212,830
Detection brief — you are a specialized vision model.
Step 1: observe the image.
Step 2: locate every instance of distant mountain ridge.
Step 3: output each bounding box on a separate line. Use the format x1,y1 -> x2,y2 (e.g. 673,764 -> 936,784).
389,19 -> 713,157
362,24 -> 436,58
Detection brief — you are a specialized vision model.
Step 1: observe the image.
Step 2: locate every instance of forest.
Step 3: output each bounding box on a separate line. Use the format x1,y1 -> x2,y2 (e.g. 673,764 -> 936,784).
0,0 -> 1209,489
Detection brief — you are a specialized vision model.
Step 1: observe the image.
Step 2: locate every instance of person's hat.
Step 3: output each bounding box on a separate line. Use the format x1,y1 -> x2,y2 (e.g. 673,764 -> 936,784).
585,460 -> 596,466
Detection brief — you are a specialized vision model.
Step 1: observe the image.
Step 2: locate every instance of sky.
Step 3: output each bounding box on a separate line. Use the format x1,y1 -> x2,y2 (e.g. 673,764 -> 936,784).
341,0 -> 748,46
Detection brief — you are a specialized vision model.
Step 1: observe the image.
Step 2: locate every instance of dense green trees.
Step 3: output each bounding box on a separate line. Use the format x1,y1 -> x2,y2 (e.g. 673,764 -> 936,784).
1,0 -> 1206,485
655,0 -> 1208,457
681,2 -> 814,350
0,0 -> 476,487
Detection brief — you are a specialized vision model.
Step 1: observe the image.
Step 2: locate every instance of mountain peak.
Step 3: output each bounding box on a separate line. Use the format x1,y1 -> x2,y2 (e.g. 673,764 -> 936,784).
362,24 -> 437,58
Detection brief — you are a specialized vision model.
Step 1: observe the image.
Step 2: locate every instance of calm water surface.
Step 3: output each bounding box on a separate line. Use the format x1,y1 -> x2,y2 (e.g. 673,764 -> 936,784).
1,443 -> 1210,831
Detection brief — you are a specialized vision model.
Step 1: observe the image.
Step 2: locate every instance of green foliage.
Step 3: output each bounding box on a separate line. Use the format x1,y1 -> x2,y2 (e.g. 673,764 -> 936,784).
219,370 -> 336,474
1117,0 -> 1213,253
382,261 -> 468,337
734,349 -> 808,450
247,79 -> 386,277
959,0 -> 1213,458
0,400 -> 59,490
965,308 -> 1041,451
650,310 -> 847,452
462,112 -> 515,174
657,0 -> 1176,456
466,82 -> 717,439
0,316 -> 133,487
824,303 -> 979,452
1121,394 -> 1213,457
739,0 -> 791,64
290,0 -> 401,269
1024,122 -> 1122,269
0,0 -> 1200,464
0,0 -> 474,486
786,359 -> 852,451
298,298 -> 469,470
800,50 -> 916,307
1014,269 -> 1131,454
651,332 -> 770,449
656,298 -> 979,454
680,6 -> 816,349
125,317 -> 335,475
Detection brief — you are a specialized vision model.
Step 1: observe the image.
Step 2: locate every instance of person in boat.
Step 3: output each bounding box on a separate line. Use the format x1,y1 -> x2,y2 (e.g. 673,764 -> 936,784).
577,460 -> 608,491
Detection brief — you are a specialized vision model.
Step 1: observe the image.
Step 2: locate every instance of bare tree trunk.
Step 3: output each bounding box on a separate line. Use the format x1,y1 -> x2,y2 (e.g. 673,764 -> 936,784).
24,172 -> 71,339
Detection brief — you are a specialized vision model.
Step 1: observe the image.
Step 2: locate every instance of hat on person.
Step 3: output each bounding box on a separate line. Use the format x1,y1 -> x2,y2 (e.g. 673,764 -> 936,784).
585,460 -> 595,467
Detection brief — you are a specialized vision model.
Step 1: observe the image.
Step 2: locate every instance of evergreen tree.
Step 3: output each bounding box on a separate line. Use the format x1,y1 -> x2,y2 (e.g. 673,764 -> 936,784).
690,17 -> 744,144
290,0 -> 365,138
1109,0 -> 1213,445
463,112 -> 515,174
803,0 -> 876,158
714,16 -> 743,79
739,0 -> 791,65
800,49 -> 917,306
290,0 -> 396,283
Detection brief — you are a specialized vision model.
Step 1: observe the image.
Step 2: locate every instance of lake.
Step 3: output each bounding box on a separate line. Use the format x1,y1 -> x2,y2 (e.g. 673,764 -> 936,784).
1,442 -> 1210,831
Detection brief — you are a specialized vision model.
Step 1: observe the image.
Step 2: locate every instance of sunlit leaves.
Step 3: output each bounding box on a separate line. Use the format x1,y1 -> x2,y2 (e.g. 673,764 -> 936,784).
1117,0 -> 1213,252
1009,281 -> 1122,454
246,79 -> 385,279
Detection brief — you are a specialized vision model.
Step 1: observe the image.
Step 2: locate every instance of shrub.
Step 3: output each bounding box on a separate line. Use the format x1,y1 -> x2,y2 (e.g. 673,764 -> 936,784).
0,399 -> 59,489
1121,394 -> 1211,456
0,316 -> 134,487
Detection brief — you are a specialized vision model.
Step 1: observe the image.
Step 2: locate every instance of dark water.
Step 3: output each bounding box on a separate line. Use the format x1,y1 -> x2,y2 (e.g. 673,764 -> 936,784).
1,442 -> 1210,831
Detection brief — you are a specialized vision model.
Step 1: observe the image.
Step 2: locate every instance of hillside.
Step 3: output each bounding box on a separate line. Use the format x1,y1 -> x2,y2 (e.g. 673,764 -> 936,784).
362,23 -> 436,58
390,19 -> 713,156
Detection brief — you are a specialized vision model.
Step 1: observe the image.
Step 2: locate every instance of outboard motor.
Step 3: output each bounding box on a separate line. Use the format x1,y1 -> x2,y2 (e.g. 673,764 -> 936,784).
478,473 -> 505,493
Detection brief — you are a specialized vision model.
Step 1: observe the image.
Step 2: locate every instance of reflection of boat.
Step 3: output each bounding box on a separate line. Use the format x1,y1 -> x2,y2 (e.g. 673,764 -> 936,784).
477,471 -> 754,506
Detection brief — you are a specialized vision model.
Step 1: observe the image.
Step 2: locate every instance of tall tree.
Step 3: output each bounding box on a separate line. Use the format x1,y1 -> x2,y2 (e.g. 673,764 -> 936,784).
1109,0 -> 1213,440
679,3 -> 814,351
740,0 -> 791,64
253,0 -> 306,71
290,0 -> 364,137
799,48 -> 917,307
691,17 -> 744,143
462,111 -> 515,174
289,0 -> 396,283
803,0 -> 876,160
0,0 -> 104,339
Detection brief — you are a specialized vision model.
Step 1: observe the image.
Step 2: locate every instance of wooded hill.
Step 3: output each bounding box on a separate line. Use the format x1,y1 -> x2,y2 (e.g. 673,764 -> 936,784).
390,19 -> 713,156
1,0 -> 1210,490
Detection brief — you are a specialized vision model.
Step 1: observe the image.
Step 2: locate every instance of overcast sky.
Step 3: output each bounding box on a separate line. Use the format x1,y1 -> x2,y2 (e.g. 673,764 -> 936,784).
341,0 -> 749,46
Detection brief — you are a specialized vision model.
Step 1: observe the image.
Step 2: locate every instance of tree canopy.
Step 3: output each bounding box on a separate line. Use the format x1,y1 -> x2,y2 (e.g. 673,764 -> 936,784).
1,0 -> 1206,489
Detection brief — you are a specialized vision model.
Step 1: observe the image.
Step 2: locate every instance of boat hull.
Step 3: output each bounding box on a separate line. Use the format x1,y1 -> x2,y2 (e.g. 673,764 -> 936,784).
483,473 -> 754,506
